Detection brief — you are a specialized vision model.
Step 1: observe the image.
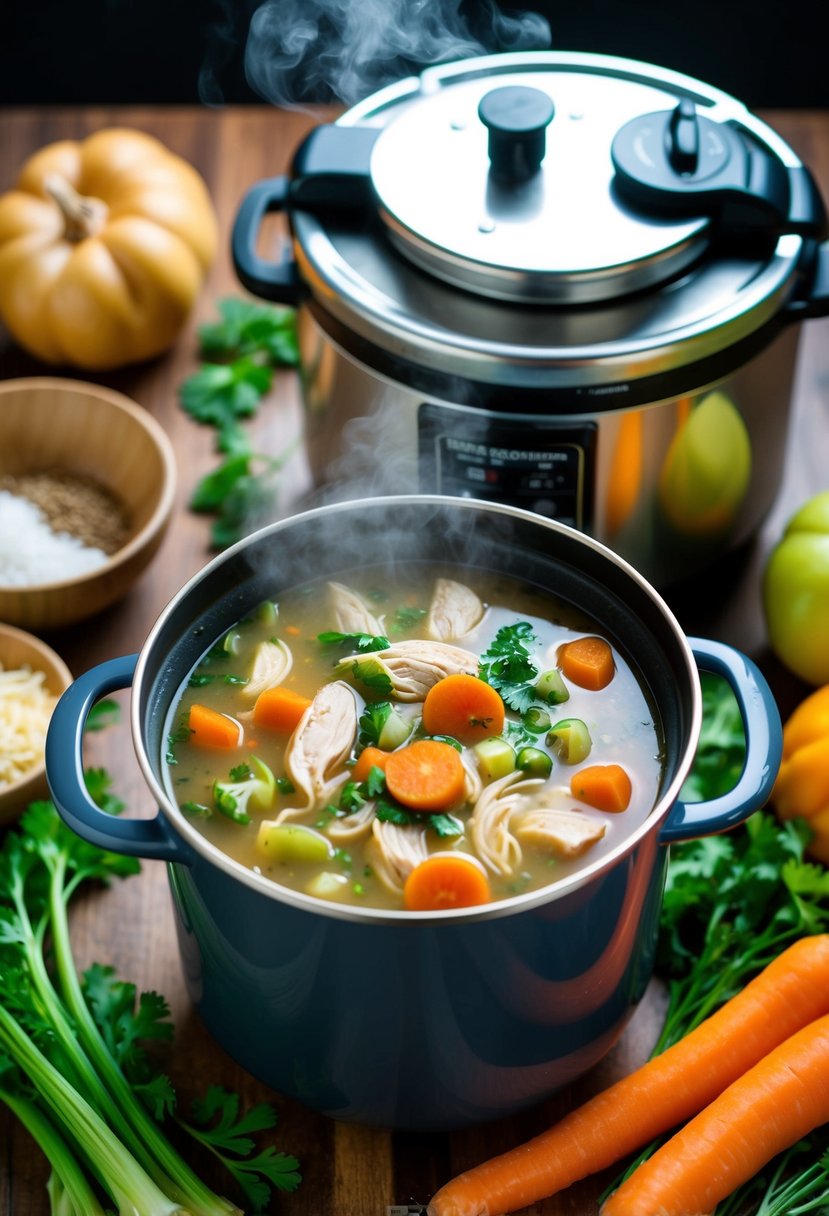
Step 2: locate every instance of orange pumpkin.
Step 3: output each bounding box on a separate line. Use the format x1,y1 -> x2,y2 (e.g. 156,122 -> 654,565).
0,128 -> 218,369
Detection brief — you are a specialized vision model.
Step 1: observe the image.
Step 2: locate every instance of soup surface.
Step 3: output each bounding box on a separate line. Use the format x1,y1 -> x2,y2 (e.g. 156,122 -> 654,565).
164,566 -> 664,911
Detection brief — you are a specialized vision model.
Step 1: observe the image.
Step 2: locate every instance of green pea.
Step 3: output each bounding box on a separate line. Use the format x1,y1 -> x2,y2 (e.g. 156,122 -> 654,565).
516,747 -> 553,777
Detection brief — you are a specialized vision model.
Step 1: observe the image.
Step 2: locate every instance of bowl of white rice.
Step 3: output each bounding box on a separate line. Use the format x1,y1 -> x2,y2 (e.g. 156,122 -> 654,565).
0,622 -> 72,824
0,378 -> 177,629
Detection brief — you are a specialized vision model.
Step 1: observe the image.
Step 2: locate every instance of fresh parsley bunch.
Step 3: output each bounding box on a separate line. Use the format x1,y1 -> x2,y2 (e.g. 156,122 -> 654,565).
180,297 -> 300,549
0,736 -> 300,1213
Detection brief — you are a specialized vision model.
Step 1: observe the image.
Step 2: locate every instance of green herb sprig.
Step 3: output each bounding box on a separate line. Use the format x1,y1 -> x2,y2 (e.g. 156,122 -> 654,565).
479,621 -> 541,715
180,297 -> 300,549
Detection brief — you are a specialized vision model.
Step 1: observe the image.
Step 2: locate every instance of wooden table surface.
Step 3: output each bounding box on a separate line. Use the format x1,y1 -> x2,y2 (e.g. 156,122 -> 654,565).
1,103 -> 827,1216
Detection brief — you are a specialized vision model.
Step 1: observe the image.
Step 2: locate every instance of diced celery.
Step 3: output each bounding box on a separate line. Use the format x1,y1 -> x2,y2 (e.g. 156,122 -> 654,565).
254,600 -> 279,625
306,871 -> 350,900
377,706 -> 412,749
522,705 -> 552,734
516,747 -> 553,777
546,718 -> 592,764
222,629 -> 242,656
536,668 -> 570,704
255,823 -> 333,864
474,737 -> 516,780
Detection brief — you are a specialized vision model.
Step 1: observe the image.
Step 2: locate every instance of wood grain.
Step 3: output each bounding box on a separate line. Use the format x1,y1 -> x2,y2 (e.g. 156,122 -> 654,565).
0,104 -> 828,1216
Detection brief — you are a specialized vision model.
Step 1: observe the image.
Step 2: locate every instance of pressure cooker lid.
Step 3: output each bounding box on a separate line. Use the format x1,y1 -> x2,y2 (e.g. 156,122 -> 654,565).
369,70 -> 714,303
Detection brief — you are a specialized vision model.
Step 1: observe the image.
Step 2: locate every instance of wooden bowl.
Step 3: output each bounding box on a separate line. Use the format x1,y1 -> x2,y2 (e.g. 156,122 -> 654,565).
0,377 -> 177,629
0,622 -> 73,825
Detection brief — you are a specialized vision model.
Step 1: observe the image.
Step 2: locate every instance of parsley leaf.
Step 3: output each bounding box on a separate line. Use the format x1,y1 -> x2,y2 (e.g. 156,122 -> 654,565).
198,298 -> 300,365
357,701 -> 392,749
429,814 -> 463,839
479,621 -> 540,715
84,699 -> 121,732
391,605 -> 428,633
375,800 -> 415,826
180,358 -> 273,431
681,672 -> 747,803
318,630 -> 390,652
180,1085 -> 301,1211
82,963 -> 173,1083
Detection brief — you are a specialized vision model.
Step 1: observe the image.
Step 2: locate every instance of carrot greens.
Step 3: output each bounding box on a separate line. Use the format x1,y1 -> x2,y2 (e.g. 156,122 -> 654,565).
0,760 -> 300,1214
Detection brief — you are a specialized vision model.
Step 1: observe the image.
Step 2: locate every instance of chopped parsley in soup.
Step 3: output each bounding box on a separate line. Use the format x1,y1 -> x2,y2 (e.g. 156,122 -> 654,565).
164,567 -> 664,910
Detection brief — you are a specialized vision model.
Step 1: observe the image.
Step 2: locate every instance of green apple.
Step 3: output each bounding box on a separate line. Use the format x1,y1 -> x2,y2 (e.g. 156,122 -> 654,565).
763,491 -> 829,685
658,391 -> 751,536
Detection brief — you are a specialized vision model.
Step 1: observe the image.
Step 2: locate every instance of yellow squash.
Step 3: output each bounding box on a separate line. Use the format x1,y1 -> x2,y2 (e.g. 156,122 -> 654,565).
772,684 -> 829,863
0,128 -> 218,369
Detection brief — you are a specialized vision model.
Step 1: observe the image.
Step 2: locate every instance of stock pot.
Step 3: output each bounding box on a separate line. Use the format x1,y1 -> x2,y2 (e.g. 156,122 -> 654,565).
46,498 -> 781,1129
233,51 -> 829,587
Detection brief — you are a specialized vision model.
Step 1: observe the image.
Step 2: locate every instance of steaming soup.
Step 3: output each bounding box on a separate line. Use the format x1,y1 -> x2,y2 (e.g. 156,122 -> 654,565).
164,566 -> 664,911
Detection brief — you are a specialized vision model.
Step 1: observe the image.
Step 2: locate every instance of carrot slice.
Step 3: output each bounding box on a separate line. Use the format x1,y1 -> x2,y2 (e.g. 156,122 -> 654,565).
188,703 -> 242,750
252,686 -> 312,734
384,739 -> 466,812
558,636 -> 615,690
602,1013 -> 829,1216
570,764 -> 632,813
429,935 -> 829,1216
350,746 -> 390,784
422,674 -> 505,745
404,855 -> 491,911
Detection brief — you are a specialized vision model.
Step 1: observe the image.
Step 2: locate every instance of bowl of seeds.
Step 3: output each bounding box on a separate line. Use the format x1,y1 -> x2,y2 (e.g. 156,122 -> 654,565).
0,378 -> 177,629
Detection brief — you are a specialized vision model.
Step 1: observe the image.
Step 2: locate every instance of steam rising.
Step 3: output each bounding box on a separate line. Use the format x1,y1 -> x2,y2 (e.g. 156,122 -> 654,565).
241,0 -> 551,107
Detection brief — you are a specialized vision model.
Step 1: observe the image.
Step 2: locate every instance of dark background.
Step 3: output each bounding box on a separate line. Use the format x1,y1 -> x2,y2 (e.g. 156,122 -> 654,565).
3,0 -> 829,109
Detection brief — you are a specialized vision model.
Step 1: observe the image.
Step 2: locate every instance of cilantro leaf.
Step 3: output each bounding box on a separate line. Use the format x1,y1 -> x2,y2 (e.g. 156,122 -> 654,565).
82,963 -> 173,1083
429,814 -> 463,839
357,701 -> 392,749
318,630 -> 390,652
198,298 -> 299,365
479,621 -> 540,715
179,358 -> 272,431
375,800 -> 415,827
135,1073 -> 178,1121
180,1085 -> 301,1211
363,766 -> 387,799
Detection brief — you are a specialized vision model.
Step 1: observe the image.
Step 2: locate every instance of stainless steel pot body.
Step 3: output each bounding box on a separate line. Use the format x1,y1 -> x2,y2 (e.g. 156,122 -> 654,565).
299,310 -> 801,588
46,499 -> 782,1130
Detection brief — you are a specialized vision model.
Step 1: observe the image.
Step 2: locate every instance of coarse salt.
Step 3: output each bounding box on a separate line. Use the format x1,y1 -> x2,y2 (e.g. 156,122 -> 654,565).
0,662 -> 57,788
0,489 -> 109,586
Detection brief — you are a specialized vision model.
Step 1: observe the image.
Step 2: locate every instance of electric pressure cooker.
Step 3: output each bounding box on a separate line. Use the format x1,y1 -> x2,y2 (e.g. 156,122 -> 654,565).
233,51 -> 829,586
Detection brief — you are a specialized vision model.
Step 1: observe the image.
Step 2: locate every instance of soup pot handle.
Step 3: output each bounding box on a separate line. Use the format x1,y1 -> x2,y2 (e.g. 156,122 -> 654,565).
45,655 -> 189,865
659,638 -> 783,844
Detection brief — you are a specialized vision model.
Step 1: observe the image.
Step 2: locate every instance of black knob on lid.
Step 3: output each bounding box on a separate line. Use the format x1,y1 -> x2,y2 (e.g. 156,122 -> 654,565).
668,98 -> 700,175
478,86 -> 555,183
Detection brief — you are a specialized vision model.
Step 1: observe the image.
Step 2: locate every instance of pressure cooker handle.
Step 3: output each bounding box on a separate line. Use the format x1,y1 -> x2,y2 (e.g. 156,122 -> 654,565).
786,238 -> 829,320
659,638 -> 782,844
232,176 -> 305,306
45,655 -> 191,864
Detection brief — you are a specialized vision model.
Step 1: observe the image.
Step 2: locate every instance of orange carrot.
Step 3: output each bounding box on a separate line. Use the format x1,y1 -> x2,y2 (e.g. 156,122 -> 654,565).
384,739 -> 466,812
571,764 -> 632,813
404,855 -> 492,911
188,703 -> 242,750
351,746 -> 390,784
558,636 -> 615,690
284,624 -> 301,636
427,935 -> 829,1216
422,674 -> 505,744
601,1013 -> 829,1216
252,686 -> 312,734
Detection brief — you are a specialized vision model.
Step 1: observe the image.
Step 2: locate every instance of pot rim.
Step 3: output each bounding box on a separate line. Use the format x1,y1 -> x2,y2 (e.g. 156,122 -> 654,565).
133,495 -> 701,924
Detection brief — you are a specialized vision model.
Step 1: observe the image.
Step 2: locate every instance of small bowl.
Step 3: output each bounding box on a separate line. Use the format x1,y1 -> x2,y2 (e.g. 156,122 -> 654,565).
0,377 -> 177,630
0,622 -> 73,824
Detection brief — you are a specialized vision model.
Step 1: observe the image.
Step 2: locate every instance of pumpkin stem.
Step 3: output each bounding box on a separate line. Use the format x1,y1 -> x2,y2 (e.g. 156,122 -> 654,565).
43,173 -> 108,241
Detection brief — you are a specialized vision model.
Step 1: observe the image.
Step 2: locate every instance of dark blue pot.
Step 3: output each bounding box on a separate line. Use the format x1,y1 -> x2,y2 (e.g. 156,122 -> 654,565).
45,497 -> 781,1130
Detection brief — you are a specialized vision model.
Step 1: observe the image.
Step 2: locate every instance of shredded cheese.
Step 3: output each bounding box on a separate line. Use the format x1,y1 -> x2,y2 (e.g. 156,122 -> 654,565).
0,662 -> 57,788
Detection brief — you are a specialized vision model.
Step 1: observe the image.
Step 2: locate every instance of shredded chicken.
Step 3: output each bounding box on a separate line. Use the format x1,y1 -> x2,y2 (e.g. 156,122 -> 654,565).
327,802 -> 376,844
328,581 -> 385,637
468,770 -> 544,877
514,806 -> 607,857
241,639 -> 293,700
277,681 -> 359,819
367,820 -> 429,896
336,639 -> 478,702
426,578 -> 484,642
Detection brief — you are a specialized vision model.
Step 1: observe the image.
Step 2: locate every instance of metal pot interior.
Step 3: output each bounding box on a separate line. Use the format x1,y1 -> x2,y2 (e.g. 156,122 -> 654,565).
137,497 -> 697,866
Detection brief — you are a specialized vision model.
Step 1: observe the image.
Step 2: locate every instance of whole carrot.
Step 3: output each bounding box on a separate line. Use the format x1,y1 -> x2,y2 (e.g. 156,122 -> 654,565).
601,1013 -> 829,1216
427,935 -> 829,1216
